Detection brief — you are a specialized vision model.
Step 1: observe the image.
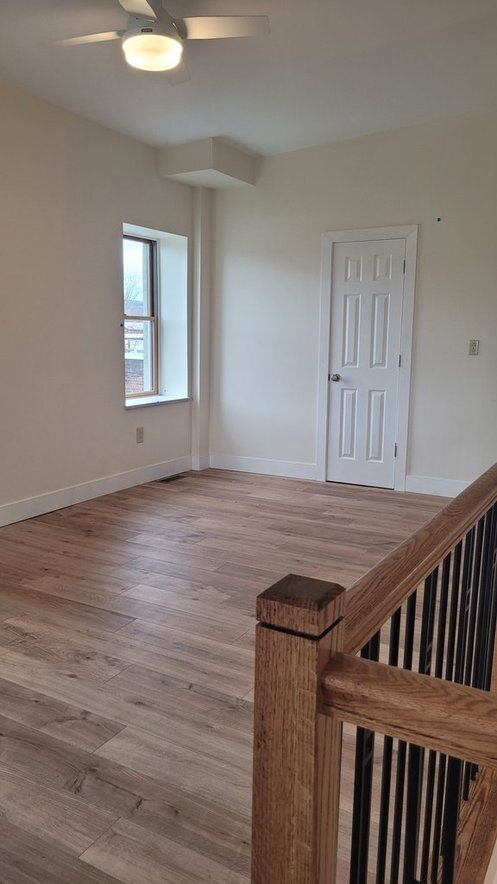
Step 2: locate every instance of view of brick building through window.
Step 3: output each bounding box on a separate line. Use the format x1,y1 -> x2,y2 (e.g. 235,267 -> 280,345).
125,359 -> 145,394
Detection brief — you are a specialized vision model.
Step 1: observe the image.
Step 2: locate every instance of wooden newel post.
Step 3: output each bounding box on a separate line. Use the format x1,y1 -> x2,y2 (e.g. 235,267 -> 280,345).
251,573 -> 346,884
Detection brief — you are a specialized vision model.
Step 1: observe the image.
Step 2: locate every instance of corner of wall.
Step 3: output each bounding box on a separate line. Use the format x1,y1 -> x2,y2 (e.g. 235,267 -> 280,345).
191,187 -> 213,470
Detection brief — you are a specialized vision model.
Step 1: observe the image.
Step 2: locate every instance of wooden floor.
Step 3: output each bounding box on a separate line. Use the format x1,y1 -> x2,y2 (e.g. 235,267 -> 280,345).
0,470 -> 445,883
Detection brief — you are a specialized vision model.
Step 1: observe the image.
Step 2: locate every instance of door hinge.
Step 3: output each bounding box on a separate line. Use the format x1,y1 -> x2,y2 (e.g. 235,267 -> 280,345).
403,259 -> 406,274
394,443 -> 398,458
398,354 -> 402,368
328,373 -> 331,381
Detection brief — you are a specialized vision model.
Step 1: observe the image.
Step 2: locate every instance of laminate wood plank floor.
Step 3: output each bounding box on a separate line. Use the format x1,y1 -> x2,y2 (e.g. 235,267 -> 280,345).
0,470 -> 445,883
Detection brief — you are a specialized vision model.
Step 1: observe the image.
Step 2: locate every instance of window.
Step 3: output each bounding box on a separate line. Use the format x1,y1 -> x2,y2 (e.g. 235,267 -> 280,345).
123,236 -> 158,398
122,223 -> 189,407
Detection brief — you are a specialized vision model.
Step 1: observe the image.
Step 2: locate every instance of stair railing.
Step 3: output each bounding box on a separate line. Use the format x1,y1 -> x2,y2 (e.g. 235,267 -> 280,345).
251,462 -> 497,883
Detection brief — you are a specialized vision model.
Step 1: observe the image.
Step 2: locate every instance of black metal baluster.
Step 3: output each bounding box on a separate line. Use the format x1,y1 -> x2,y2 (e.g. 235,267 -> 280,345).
462,519 -> 485,797
423,554 -> 451,881
421,751 -> 438,879
434,555 -> 452,681
431,547 -> 461,883
482,505 -> 497,692
472,510 -> 495,692
458,530 -> 476,801
466,527 -> 481,679
431,754 -> 447,883
376,609 -> 401,884
441,758 -> 463,883
455,527 -> 477,800
455,528 -> 475,686
421,553 -> 452,881
465,517 -> 485,688
349,631 -> 380,884
456,531 -> 475,814
445,542 -> 463,683
441,530 -> 475,880
484,538 -> 497,691
390,591 -> 417,884
467,512 -> 494,786
347,504 -> 496,884
403,744 -> 424,882
403,568 -> 438,883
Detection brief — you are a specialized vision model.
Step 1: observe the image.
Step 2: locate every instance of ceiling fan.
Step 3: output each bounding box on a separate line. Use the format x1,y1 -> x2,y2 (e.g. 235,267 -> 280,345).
57,0 -> 269,79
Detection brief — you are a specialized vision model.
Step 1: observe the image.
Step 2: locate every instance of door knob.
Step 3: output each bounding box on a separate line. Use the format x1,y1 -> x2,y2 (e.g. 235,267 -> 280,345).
330,373 -> 341,382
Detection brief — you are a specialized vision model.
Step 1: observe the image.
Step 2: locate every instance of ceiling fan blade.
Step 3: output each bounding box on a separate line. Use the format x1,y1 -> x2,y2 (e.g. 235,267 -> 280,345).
164,58 -> 191,86
56,31 -> 123,46
118,0 -> 157,19
182,15 -> 269,40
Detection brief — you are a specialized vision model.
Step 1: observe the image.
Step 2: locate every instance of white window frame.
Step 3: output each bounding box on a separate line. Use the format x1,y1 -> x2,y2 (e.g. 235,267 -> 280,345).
122,222 -> 190,409
123,233 -> 159,400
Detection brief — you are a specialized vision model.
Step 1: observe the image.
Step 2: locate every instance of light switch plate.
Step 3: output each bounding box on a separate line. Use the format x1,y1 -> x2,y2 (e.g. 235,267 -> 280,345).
468,339 -> 480,356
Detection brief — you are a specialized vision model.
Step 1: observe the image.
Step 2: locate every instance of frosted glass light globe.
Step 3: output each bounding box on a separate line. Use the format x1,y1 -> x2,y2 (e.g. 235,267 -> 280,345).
123,33 -> 183,72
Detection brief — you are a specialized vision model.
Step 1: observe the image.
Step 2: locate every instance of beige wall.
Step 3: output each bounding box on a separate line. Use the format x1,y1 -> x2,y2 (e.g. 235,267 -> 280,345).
211,112 -> 497,484
2,82 -> 496,509
0,81 -> 193,507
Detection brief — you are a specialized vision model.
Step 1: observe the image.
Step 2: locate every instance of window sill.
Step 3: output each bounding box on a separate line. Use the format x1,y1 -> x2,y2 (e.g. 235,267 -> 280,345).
125,395 -> 190,409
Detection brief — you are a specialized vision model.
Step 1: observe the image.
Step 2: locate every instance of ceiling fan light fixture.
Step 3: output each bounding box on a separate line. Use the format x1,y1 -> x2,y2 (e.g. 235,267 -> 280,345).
122,30 -> 183,71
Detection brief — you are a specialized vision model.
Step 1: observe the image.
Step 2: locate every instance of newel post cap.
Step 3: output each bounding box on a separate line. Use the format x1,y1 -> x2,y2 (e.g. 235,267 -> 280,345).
256,573 -> 346,637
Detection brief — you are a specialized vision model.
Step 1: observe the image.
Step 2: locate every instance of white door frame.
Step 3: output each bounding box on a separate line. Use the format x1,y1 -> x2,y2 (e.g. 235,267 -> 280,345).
316,225 -> 418,491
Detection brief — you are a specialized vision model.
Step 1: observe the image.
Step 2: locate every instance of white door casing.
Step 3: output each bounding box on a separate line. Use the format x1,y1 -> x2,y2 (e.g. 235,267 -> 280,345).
316,226 -> 417,491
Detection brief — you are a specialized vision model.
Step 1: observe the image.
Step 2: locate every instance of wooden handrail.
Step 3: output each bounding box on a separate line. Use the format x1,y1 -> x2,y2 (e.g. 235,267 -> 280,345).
344,461 -> 497,654
322,653 -> 497,768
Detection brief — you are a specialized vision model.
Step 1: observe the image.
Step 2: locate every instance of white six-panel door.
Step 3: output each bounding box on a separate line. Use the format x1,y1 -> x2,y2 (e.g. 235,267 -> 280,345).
326,238 -> 406,488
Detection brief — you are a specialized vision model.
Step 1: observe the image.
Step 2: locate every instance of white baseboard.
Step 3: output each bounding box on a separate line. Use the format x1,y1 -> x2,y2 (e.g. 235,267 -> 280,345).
209,454 -> 319,481
209,458 -> 472,496
0,456 -> 192,528
0,459 -> 471,528
405,474 -> 470,498
191,454 -> 211,471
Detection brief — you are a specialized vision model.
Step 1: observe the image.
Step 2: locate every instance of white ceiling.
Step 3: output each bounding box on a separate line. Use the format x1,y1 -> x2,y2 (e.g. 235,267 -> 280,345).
2,0 -> 497,155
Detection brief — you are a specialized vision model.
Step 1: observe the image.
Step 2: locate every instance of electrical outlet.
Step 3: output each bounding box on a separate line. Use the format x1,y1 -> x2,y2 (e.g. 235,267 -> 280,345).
136,426 -> 144,444
468,339 -> 480,356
